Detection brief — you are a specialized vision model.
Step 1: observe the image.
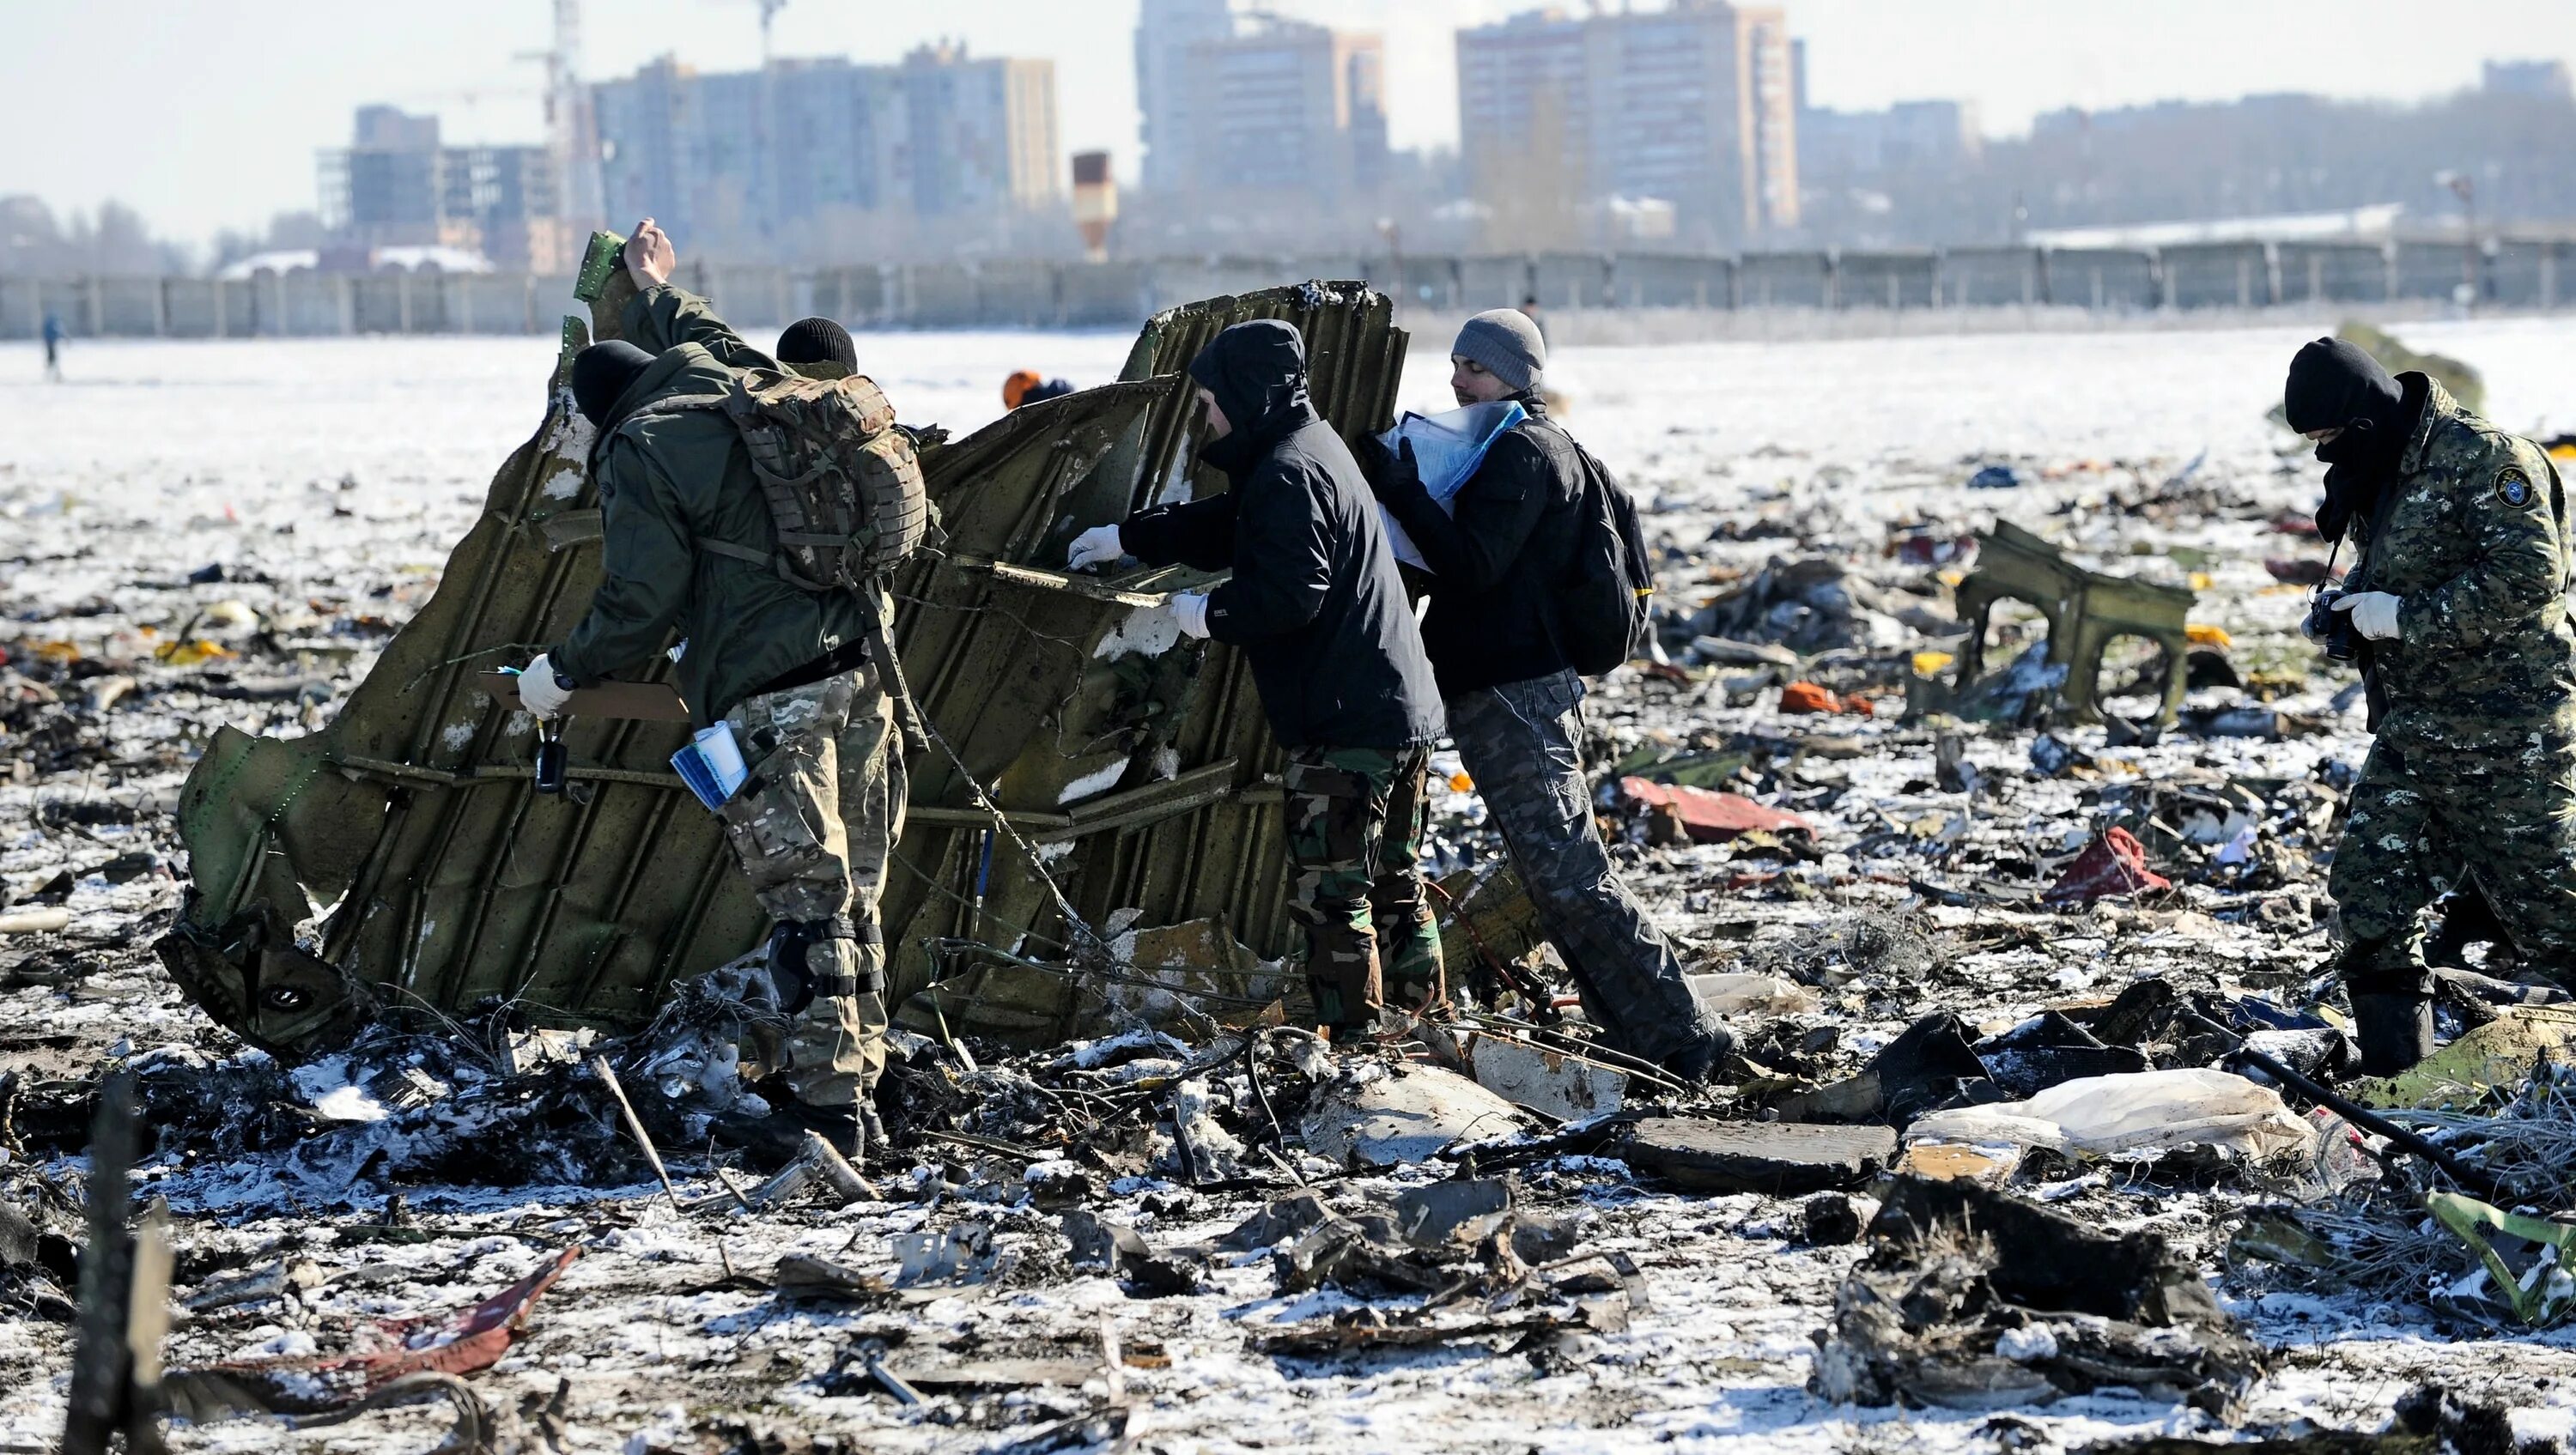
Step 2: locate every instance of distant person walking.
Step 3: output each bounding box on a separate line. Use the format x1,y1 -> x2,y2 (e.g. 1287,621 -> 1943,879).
40,312 -> 64,382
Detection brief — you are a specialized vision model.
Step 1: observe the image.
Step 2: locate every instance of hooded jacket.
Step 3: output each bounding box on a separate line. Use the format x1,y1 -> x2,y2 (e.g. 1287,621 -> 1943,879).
1119,320 -> 1443,749
549,311 -> 873,727
1372,391 -> 1586,698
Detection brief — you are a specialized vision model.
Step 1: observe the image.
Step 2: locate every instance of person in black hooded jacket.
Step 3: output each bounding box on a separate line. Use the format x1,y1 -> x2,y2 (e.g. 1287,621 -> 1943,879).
1065,319 -> 1447,1038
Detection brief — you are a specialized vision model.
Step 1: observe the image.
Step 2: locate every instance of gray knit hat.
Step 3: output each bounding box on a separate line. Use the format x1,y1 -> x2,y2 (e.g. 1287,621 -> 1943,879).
1452,308 -> 1546,391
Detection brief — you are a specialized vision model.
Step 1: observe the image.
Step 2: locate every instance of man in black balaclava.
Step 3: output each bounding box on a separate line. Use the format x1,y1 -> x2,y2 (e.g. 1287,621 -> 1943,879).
2282,336 -> 2576,1074
2284,336 -> 2415,547
1062,320 -> 1449,1042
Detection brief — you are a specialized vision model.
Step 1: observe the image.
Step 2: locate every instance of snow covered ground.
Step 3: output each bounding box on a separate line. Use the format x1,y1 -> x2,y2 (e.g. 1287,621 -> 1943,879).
5,312 -> 2576,1453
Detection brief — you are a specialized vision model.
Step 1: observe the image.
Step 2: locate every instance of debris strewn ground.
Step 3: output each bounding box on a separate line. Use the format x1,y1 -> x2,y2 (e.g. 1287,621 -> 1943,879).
5,319 -> 2576,1452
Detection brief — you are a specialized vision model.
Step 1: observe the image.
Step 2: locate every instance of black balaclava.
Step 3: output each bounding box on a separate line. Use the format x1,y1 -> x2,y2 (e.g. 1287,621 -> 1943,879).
777,317 -> 858,373
1186,319 -> 1311,475
2284,336 -> 2412,543
572,341 -> 655,428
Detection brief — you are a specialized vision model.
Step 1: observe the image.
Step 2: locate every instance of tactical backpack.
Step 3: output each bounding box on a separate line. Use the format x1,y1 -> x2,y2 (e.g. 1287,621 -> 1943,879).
1553,438 -> 1657,676
612,364 -> 935,748
678,367 -> 932,589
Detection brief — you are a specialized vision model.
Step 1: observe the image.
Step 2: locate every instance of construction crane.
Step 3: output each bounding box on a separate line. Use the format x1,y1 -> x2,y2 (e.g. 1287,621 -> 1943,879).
708,0 -> 790,64
514,0 -> 604,227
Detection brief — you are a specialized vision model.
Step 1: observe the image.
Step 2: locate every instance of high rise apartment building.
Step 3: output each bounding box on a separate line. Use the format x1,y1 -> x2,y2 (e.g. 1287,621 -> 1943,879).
590,44 -> 1060,255
1457,1 -> 1799,246
319,106 -> 574,270
1135,0 -> 1249,194
1134,2 -> 1387,200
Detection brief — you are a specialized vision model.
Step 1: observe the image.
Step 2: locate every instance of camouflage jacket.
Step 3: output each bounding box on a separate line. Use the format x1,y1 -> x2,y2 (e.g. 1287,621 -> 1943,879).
2349,374 -> 2576,743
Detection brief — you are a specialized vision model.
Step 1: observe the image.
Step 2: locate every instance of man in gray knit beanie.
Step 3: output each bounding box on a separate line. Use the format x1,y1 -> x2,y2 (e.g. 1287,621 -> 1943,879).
1449,307 -> 1546,400
1358,305 -> 1738,1083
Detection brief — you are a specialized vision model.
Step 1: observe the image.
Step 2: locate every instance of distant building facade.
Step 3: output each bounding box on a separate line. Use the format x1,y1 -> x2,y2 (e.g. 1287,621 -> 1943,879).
1133,4 -> 1386,202
1456,1 -> 1798,247
590,44 -> 1060,256
1134,0 -> 1249,194
319,106 -> 574,272
1801,100 -> 1982,185
2483,58 -> 2573,100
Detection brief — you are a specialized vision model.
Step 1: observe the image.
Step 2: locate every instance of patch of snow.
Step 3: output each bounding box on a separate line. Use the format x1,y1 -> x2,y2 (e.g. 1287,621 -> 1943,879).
1057,757 -> 1127,804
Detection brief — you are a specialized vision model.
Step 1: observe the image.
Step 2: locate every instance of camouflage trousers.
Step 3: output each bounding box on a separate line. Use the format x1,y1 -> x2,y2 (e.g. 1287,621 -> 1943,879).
1446,670 -> 1723,1065
716,660 -> 907,1109
1283,744 -> 1444,1032
2330,720 -> 2576,995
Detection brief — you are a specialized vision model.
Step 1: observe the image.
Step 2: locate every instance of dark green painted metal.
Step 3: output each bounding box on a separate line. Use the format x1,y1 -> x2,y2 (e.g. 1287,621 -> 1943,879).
161,282 -> 1407,1058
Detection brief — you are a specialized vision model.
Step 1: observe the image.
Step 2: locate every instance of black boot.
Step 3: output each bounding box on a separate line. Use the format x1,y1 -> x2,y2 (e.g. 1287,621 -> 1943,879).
1660,1024 -> 1737,1086
787,1101 -> 864,1160
2352,993 -> 2435,1076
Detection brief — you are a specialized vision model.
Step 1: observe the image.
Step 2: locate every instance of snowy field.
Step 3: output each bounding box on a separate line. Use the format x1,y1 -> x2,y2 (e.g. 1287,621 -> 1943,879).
4,313 -> 2576,1453
6,313 -> 2569,523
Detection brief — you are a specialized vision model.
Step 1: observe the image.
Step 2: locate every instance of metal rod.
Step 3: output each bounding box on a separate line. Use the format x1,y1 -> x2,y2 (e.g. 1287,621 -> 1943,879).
588,1055 -> 684,1214
2190,1010 -> 2519,1204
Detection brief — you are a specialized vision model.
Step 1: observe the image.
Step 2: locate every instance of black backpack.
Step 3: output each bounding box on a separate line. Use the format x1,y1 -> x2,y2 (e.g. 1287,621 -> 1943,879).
1552,436 -> 1656,676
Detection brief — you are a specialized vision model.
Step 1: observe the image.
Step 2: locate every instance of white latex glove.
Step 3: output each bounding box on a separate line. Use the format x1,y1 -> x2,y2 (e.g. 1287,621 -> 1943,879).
519,652 -> 574,719
2330,591 -> 2403,642
1066,524 -> 1126,573
1172,591 -> 1212,640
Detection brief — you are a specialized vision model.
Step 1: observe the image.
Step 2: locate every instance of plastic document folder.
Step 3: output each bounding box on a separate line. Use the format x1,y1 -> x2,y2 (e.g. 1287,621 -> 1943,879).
1374,399 -> 1527,571
671,721 -> 750,811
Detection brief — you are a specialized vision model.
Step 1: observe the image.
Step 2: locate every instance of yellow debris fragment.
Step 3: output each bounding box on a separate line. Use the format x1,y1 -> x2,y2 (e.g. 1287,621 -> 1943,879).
155,639 -> 238,667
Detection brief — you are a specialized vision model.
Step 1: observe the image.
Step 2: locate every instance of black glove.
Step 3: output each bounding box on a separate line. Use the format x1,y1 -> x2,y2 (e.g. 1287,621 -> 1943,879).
1356,433 -> 1394,494
1366,437 -> 1428,507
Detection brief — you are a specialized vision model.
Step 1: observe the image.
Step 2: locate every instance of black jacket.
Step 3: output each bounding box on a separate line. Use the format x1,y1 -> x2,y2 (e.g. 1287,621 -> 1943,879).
1121,320 -> 1443,750
1373,393 -> 1584,698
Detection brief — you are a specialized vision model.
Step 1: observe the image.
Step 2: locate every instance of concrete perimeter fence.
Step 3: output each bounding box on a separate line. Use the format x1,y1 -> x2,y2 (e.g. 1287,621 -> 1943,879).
3,235 -> 2571,339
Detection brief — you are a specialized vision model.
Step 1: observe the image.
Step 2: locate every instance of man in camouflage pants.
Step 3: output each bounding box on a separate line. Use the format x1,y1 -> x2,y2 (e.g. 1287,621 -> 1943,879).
717,662 -> 907,1119
1285,747 -> 1443,1028
1069,319 -> 1448,1039
2287,336 -> 2576,1073
526,220 -> 902,1155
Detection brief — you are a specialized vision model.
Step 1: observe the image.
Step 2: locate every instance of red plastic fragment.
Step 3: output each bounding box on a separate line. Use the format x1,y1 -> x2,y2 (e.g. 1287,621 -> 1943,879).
2044,827 -> 2171,904
1620,778 -> 1815,843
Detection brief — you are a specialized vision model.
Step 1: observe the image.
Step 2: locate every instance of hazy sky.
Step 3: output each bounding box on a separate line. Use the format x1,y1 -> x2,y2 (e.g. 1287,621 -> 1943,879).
4,0 -> 2570,244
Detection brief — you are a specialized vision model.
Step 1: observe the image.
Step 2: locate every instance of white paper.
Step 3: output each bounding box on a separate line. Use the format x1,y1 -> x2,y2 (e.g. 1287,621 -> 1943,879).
1375,400 -> 1528,572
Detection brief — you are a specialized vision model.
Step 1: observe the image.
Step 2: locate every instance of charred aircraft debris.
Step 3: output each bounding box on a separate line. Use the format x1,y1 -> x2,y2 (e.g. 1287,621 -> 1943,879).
154,280 -> 1411,1060
8,275 -> 2576,1451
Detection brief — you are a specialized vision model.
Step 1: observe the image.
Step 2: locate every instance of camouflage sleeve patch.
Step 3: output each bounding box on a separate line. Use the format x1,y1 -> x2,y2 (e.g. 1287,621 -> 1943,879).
2500,465 -> 2535,510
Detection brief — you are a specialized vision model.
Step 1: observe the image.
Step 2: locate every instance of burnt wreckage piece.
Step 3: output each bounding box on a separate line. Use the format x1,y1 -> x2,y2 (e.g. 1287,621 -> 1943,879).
157,281 -> 1410,1059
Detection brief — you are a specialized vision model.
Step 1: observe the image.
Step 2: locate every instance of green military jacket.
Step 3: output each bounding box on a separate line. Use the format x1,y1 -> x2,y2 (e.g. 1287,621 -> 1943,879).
550,288 -> 873,726
2349,375 -> 2576,745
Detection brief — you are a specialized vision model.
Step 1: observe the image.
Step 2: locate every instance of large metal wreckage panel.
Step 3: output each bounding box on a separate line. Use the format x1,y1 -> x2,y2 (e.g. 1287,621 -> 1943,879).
156,280 -> 1413,1061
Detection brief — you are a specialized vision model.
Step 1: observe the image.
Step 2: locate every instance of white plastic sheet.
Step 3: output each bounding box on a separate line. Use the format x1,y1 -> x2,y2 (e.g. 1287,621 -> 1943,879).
1375,400 -> 1527,571
1903,1069 -> 2316,1161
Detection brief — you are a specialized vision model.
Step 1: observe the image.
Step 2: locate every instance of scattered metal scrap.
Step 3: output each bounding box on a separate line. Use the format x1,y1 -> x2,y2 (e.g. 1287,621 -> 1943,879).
1937,520 -> 2196,725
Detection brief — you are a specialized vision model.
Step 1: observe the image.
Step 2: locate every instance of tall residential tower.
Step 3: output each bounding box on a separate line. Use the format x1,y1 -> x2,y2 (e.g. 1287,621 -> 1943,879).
1457,1 -> 1799,246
